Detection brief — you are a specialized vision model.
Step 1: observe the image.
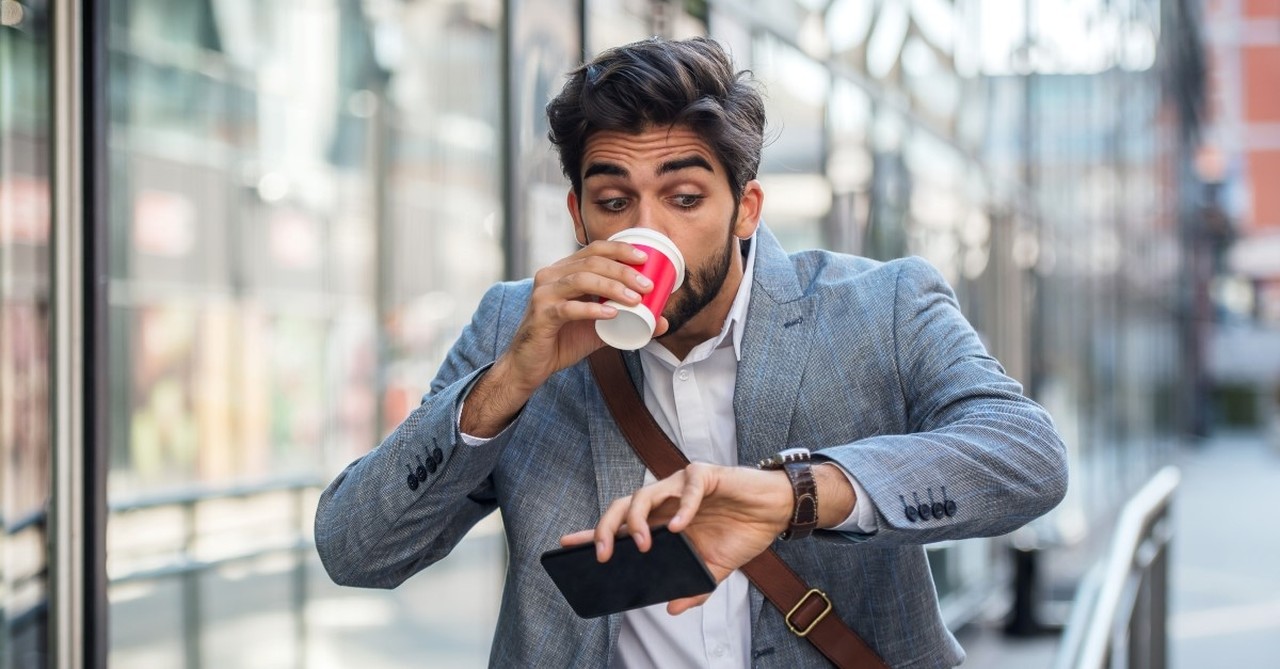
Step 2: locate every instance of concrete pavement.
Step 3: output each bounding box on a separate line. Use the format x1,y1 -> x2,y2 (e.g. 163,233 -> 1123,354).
1168,431 -> 1280,668
957,429 -> 1280,668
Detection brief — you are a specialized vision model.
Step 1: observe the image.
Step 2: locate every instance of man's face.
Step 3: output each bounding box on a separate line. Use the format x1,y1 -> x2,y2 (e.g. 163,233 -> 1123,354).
568,125 -> 761,338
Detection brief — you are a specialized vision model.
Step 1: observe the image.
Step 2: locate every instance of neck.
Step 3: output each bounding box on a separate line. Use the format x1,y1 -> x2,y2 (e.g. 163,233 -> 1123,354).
656,254 -> 745,361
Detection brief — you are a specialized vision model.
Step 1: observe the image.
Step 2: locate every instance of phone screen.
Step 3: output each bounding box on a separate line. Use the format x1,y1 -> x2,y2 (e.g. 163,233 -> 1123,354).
540,526 -> 717,618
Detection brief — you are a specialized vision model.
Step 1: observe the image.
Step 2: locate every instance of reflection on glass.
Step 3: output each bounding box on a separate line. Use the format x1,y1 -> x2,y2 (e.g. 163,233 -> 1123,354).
755,33 -> 829,251
106,0 -> 504,666
1,2 -> 53,665
586,0 -> 650,55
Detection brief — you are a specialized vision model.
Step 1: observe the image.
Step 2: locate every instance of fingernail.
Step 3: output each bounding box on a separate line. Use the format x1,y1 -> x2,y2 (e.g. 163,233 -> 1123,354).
671,514 -> 683,527
601,304 -> 617,316
632,248 -> 648,261
636,274 -> 652,289
596,541 -> 605,560
623,288 -> 640,301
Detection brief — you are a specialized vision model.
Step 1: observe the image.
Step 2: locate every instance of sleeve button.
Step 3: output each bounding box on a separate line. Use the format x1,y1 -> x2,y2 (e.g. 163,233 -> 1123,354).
917,503 -> 932,520
406,474 -> 419,491
905,505 -> 919,522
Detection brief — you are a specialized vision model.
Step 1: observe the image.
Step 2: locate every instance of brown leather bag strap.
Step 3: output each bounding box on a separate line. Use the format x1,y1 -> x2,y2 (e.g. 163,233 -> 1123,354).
587,348 -> 889,669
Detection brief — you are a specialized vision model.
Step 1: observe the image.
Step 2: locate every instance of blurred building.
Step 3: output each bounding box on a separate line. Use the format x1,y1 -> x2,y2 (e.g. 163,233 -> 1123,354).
1,0 -> 1206,667
1199,0 -> 1280,425
1203,0 -> 1280,314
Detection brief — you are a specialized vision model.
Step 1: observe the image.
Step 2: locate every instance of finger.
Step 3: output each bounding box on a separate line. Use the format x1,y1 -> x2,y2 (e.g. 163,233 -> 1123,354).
578,239 -> 650,266
624,476 -> 690,552
594,496 -> 634,562
666,465 -> 710,533
652,316 -> 670,338
552,271 -> 646,307
537,297 -> 619,326
667,592 -> 713,616
559,529 -> 594,547
557,255 -> 656,298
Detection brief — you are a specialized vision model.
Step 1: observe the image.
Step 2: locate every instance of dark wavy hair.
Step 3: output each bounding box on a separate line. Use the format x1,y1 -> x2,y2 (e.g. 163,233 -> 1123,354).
546,36 -> 766,199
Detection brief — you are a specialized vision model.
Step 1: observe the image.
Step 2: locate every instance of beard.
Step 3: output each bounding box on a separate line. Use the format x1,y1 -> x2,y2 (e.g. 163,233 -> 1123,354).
658,205 -> 740,338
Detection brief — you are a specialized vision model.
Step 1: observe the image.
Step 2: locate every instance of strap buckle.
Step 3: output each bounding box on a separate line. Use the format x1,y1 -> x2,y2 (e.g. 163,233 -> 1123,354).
785,588 -> 833,638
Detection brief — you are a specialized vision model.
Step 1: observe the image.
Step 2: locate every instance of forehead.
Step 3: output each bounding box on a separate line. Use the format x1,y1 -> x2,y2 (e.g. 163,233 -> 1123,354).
581,126 -> 722,177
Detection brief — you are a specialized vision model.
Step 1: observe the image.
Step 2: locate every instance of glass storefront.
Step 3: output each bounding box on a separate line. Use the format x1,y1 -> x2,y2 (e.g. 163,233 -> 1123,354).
104,0 -> 504,665
1,0 -> 53,665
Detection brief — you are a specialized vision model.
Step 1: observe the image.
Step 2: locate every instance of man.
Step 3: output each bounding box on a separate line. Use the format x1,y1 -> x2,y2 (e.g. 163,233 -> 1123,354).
316,36 -> 1068,668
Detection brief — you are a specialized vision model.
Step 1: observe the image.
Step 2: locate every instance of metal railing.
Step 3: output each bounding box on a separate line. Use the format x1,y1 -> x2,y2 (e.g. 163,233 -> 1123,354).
108,477 -> 324,669
1055,466 -> 1180,669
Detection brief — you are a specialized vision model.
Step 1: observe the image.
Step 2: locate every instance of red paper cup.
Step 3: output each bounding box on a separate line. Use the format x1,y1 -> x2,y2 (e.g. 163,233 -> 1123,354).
596,228 -> 686,350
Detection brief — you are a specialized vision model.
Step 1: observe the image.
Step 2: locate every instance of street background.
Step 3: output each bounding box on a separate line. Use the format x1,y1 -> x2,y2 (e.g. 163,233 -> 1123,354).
3,0 -> 1280,666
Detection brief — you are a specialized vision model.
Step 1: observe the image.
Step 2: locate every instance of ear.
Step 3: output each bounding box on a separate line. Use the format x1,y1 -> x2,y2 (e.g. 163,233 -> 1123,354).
733,179 -> 764,239
567,188 -> 588,246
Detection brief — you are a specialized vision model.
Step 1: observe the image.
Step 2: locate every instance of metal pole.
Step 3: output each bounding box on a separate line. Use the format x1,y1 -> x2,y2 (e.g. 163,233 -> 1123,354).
182,503 -> 201,669
50,0 -> 87,666
293,488 -> 308,669
1149,543 -> 1168,669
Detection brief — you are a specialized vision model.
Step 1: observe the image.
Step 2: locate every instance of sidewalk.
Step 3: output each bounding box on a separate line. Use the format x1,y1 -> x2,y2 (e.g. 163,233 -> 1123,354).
956,430 -> 1280,668
1168,431 -> 1280,667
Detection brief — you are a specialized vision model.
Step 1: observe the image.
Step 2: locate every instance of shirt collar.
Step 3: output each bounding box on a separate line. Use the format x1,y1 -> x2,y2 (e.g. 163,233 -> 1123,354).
726,232 -> 757,361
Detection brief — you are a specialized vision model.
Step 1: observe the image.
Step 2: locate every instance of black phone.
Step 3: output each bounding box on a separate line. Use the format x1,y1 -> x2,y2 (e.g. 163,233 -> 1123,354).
540,525 -> 717,619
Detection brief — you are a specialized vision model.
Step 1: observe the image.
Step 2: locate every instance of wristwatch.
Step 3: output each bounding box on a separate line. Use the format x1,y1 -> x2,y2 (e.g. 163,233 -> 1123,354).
756,447 -> 818,541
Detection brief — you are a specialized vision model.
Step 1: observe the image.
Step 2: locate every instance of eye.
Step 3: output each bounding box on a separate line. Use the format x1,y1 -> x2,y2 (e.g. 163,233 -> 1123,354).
671,194 -> 704,208
595,198 -> 628,213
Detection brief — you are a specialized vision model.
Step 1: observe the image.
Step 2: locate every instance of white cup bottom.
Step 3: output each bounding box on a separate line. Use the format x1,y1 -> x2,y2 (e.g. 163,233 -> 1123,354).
596,305 -> 657,350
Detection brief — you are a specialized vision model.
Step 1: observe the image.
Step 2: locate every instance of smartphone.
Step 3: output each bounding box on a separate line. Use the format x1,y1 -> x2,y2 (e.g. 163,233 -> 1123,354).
540,525 -> 717,619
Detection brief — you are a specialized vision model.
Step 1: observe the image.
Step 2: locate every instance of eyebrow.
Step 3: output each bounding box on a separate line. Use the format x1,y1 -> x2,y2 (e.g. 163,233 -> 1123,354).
582,155 -> 716,181
583,162 -> 628,180
657,155 -> 714,176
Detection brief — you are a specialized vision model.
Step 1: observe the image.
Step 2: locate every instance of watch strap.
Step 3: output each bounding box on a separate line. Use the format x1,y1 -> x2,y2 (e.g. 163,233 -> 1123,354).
779,459 -> 818,540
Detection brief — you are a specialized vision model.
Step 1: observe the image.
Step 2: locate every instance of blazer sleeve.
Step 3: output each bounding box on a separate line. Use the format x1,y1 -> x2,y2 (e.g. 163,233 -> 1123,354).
815,257 -> 1068,545
314,282 -> 519,588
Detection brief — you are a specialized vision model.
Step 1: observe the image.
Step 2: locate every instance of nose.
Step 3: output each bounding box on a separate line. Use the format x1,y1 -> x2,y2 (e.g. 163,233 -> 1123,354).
632,200 -> 665,234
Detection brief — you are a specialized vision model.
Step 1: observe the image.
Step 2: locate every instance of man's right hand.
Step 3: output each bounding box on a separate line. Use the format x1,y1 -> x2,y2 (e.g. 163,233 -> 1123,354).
459,239 -> 668,437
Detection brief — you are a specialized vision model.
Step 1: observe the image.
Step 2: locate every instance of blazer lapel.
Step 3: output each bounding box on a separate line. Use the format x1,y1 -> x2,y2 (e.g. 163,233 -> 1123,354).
734,227 -> 816,469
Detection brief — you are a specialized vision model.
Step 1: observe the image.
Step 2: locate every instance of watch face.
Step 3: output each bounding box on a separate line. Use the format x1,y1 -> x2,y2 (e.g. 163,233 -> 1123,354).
778,447 -> 811,461
757,447 -> 812,470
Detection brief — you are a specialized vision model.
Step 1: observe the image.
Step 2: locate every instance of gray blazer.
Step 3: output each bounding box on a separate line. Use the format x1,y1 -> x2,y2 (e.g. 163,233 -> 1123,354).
315,226 -> 1068,668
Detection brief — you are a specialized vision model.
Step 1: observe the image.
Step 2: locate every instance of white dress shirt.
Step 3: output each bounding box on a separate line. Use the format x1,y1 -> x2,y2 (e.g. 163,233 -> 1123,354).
460,234 -> 877,668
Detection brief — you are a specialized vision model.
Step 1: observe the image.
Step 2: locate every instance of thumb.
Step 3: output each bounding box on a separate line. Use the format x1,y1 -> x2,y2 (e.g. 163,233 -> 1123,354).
666,592 -> 713,616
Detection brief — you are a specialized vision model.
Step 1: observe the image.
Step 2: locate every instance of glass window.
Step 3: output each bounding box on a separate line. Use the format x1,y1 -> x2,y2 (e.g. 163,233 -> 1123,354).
586,0 -> 651,55
1,1 -> 53,665
903,130 -> 966,283
826,79 -> 874,254
105,0 -> 504,666
863,109 -> 911,260
754,33 -> 830,251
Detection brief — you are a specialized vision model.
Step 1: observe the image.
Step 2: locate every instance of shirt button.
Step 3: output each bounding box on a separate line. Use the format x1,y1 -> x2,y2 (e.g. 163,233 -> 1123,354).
712,644 -> 727,657
678,370 -> 690,381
